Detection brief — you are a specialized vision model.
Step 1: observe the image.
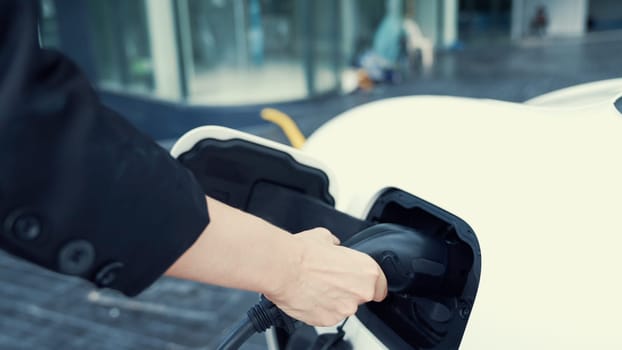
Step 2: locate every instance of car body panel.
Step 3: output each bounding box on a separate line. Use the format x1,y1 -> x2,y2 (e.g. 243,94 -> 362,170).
303,90 -> 622,349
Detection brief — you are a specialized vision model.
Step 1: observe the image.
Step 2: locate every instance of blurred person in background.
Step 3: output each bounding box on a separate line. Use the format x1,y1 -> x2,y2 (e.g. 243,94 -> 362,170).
0,0 -> 387,328
403,1 -> 434,74
355,0 -> 434,88
530,5 -> 549,37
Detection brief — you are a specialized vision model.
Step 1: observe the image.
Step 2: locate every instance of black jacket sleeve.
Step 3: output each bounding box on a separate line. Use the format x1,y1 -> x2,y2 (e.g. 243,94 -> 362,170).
0,0 -> 209,296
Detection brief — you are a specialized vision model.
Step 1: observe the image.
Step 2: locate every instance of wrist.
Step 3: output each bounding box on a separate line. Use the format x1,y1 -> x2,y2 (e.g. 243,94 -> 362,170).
262,233 -> 305,300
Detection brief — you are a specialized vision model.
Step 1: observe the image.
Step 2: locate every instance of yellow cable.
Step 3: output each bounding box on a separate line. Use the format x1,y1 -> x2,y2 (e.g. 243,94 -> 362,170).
260,108 -> 306,149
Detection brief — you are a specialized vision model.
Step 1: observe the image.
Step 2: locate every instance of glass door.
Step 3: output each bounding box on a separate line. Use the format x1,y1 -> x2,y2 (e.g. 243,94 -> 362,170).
181,0 -> 341,105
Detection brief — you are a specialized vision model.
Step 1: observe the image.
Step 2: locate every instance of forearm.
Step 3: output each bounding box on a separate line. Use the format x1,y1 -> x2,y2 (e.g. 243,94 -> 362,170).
166,196 -> 301,296
166,196 -> 387,327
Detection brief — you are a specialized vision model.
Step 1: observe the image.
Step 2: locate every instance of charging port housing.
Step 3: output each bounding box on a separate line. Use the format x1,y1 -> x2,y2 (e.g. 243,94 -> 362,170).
362,188 -> 481,349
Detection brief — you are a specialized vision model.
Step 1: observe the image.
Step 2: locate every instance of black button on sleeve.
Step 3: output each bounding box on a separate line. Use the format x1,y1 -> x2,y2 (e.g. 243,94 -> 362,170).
57,240 -> 96,276
4,210 -> 42,241
94,261 -> 124,287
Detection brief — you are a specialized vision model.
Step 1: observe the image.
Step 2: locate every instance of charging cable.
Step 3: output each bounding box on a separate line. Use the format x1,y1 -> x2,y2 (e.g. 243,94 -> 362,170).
216,296 -> 300,350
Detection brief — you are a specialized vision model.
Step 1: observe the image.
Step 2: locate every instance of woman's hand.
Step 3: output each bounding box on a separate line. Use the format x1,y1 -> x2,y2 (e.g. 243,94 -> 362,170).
265,228 -> 388,327
167,196 -> 387,327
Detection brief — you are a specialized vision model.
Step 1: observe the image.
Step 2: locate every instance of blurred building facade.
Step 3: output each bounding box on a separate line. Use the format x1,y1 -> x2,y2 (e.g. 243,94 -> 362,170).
38,0 -> 622,130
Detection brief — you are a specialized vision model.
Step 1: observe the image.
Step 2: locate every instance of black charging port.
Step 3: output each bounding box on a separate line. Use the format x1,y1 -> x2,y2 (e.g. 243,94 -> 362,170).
360,188 -> 481,349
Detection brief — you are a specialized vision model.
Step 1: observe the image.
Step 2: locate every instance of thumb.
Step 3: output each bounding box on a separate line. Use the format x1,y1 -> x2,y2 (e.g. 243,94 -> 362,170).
318,228 -> 340,245
299,228 -> 341,245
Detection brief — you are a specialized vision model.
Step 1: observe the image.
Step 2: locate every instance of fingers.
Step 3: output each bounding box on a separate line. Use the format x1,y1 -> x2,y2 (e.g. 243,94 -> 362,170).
274,228 -> 389,328
309,230 -> 385,302
373,266 -> 388,302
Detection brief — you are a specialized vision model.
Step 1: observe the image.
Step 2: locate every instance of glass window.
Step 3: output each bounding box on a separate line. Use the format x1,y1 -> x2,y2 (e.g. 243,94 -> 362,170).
309,0 -> 341,95
40,0 -> 344,105
38,0 -> 60,48
86,0 -> 155,94
181,0 -> 341,105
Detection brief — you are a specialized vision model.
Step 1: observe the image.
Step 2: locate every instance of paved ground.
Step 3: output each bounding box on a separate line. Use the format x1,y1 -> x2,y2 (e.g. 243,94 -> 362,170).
0,252 -> 266,350
1,32 -> 621,350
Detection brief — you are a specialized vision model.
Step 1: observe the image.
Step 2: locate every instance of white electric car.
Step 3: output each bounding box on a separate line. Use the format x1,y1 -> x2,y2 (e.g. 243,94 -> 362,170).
173,79 -> 622,349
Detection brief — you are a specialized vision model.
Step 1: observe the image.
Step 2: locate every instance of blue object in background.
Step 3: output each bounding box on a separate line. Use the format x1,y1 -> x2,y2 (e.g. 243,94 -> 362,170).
372,0 -> 403,65
248,0 -> 264,66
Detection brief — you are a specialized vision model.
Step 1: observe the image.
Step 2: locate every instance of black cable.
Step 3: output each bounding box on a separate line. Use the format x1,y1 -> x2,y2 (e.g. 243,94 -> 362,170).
216,296 -> 300,350
316,317 -> 349,350
216,316 -> 256,350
